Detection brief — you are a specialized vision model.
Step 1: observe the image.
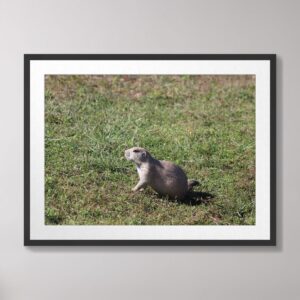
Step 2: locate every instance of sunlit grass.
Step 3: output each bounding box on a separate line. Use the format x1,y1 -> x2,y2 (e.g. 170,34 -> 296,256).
45,75 -> 255,225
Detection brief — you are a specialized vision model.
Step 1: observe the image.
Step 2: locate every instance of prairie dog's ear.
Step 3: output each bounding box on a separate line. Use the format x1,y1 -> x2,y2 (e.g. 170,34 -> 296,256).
141,151 -> 147,160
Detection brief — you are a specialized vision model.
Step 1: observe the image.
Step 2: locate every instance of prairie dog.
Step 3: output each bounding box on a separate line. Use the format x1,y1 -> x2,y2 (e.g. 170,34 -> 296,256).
124,147 -> 199,200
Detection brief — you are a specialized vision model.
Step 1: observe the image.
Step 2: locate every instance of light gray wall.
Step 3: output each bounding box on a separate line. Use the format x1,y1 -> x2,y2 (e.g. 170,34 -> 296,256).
0,0 -> 298,299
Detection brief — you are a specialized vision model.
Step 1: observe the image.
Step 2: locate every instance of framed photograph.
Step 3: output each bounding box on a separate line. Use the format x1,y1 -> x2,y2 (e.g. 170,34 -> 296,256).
24,54 -> 276,246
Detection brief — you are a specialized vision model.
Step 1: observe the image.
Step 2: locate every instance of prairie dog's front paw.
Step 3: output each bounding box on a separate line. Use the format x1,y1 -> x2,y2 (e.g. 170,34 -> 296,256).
131,187 -> 144,192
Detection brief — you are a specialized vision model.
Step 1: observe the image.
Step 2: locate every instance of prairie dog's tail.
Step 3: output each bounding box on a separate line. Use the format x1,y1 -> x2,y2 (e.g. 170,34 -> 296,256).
187,179 -> 200,191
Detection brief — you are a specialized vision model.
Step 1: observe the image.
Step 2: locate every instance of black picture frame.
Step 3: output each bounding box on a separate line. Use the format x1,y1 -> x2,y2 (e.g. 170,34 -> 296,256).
24,54 -> 276,246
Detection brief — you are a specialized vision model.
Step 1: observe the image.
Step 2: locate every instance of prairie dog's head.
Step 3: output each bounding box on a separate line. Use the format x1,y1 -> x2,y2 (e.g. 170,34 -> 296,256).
124,147 -> 150,164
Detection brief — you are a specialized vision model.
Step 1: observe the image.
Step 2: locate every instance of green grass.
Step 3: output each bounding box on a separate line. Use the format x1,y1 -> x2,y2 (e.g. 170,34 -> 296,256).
45,75 -> 255,225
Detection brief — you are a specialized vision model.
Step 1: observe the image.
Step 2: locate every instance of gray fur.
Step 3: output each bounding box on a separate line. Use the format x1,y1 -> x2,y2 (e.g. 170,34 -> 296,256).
125,147 -> 199,200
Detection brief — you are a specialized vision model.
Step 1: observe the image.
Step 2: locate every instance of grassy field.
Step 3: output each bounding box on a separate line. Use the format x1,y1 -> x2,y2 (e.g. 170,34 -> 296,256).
45,75 -> 255,225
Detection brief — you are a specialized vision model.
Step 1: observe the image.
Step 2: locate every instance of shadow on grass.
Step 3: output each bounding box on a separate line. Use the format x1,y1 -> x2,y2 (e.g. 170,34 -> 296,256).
180,191 -> 214,206
157,190 -> 214,206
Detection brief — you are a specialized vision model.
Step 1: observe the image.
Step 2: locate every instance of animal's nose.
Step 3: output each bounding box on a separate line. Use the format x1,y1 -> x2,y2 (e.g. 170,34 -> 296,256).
124,150 -> 129,158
